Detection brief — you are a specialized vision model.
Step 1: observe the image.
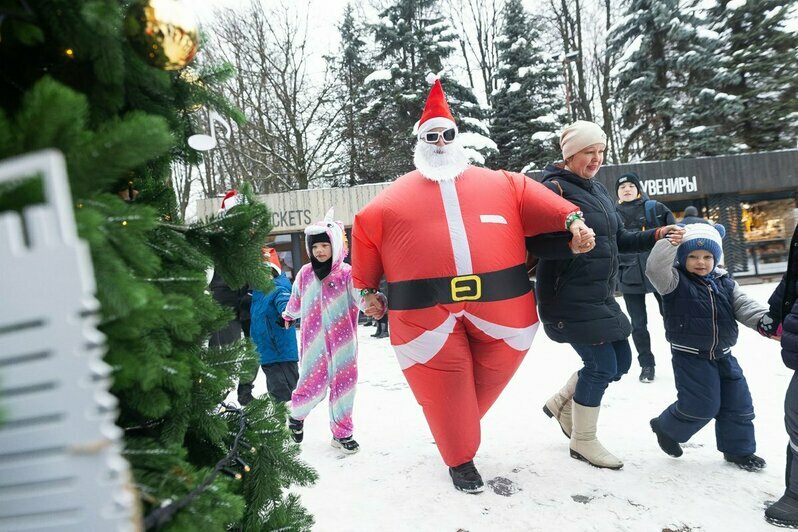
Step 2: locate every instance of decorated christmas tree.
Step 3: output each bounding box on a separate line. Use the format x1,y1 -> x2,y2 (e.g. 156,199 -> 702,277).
0,0 -> 316,529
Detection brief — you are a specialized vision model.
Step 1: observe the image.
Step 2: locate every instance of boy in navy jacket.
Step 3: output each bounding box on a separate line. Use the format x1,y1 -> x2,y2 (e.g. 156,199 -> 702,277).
645,223 -> 770,471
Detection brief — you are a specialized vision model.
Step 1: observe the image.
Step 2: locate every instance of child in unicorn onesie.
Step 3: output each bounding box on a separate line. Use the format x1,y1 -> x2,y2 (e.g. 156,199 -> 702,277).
283,209 -> 385,454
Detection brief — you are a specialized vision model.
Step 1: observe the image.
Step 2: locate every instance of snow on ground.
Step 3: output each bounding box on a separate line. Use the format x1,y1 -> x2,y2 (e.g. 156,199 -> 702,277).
247,282 -> 787,531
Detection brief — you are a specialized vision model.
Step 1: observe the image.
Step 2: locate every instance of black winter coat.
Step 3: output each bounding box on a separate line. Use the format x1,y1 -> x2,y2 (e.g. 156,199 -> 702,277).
767,225 -> 798,370
210,270 -> 252,322
527,165 -> 659,345
616,197 -> 674,294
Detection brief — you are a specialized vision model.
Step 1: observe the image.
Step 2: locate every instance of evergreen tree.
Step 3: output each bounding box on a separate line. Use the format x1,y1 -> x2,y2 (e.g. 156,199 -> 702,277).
0,1 -> 316,529
489,0 -> 565,172
359,0 -> 495,182
703,0 -> 798,152
608,0 -> 718,160
334,4 -> 372,186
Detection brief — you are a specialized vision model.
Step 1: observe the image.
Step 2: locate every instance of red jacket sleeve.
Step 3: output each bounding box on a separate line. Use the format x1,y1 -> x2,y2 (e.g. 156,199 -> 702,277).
505,171 -> 580,237
351,201 -> 384,290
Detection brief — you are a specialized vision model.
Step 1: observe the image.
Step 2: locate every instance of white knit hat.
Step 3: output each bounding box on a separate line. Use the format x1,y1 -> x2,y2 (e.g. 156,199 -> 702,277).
677,223 -> 726,266
560,120 -> 607,160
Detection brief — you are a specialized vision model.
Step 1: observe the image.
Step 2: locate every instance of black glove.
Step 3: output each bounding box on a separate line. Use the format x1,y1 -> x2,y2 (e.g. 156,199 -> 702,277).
757,312 -> 778,338
276,317 -> 289,328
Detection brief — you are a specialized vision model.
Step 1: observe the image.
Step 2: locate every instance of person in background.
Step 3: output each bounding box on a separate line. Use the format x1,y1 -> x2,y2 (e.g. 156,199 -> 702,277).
646,223 -> 771,472
615,172 -> 676,383
249,247 -> 299,403
680,205 -> 709,225
283,209 -> 385,455
761,224 -> 798,528
532,120 -> 683,470
371,278 -> 390,339
208,190 -> 254,405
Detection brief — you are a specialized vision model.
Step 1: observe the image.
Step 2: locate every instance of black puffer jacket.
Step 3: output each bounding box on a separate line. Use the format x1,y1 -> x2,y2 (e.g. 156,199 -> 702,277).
766,225 -> 798,370
616,185 -> 674,294
527,165 -> 660,345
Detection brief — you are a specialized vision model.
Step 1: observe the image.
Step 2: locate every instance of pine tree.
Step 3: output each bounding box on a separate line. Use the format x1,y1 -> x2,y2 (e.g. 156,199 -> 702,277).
608,0 -> 718,160
702,0 -> 798,152
489,0 -> 565,172
359,0 -> 495,182
334,4 -> 372,186
0,1 -> 316,529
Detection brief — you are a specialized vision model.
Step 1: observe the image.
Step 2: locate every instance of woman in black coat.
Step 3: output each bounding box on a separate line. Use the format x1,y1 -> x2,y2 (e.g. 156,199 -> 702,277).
527,120 -> 682,470
763,224 -> 798,527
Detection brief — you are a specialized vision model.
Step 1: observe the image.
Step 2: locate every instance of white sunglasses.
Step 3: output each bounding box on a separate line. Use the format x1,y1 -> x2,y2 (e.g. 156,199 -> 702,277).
419,128 -> 457,144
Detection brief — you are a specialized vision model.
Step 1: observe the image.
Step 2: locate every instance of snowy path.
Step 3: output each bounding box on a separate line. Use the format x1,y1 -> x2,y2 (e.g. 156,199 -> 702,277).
249,282 -> 787,531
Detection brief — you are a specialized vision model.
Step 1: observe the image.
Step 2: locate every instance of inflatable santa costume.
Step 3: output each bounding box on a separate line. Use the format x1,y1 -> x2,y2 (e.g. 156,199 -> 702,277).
352,78 -> 588,492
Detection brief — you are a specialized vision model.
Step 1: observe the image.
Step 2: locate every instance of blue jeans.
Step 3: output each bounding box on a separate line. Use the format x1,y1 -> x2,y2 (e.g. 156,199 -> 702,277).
657,351 -> 755,456
571,339 -> 633,407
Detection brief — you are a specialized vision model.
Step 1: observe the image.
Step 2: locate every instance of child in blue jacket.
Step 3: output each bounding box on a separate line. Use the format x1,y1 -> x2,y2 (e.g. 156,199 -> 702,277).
249,247 -> 299,402
645,223 -> 770,471
762,224 -> 798,527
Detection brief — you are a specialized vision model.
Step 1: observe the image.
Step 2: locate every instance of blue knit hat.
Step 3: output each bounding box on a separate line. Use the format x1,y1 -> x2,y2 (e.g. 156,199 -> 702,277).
677,223 -> 726,266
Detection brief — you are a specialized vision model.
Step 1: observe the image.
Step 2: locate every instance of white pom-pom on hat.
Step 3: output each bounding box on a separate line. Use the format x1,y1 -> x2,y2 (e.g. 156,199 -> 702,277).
425,72 -> 438,85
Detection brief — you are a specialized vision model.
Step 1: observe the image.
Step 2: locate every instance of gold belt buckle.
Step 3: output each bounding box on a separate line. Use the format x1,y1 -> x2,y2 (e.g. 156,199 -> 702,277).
451,275 -> 482,302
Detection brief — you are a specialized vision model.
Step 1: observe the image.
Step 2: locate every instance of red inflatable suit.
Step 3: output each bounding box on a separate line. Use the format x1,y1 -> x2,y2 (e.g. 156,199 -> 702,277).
352,165 -> 579,467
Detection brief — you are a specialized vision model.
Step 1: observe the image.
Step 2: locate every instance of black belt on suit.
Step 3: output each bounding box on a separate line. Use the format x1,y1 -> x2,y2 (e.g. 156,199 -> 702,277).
386,263 -> 531,311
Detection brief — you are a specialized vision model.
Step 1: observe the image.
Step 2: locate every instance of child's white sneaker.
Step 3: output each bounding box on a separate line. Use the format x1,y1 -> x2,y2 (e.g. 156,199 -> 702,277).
331,436 -> 360,454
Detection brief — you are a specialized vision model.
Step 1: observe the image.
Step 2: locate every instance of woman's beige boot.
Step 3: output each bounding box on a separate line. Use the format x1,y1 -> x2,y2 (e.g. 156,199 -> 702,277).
543,371 -> 578,439
569,403 -> 623,469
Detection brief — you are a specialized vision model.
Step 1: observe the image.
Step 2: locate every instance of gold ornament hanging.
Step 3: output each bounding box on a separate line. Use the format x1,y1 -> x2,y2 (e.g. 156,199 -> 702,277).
125,0 -> 198,71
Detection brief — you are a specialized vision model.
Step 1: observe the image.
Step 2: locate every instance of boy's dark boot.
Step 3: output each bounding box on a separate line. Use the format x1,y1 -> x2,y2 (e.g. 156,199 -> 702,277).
287,417 -> 304,443
765,491 -> 798,528
650,418 -> 683,457
449,460 -> 484,494
237,381 -> 255,406
371,322 -> 383,337
723,453 -> 766,472
639,366 -> 655,383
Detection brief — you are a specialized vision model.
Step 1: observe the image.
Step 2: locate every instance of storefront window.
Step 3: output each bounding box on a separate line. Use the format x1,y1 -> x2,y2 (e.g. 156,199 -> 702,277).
738,199 -> 796,276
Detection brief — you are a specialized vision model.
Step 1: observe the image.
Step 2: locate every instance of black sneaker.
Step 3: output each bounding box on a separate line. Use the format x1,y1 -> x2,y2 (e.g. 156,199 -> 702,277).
331,436 -> 360,454
639,366 -> 655,383
723,453 -> 766,471
449,460 -> 485,494
766,490 -> 798,528
287,417 -> 304,443
650,418 -> 683,457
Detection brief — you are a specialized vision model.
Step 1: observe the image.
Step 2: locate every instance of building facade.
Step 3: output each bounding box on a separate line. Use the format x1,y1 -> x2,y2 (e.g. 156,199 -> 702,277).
196,150 -> 798,278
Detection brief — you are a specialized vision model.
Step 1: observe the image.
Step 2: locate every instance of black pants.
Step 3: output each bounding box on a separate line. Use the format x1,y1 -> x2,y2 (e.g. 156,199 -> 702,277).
785,372 -> 798,493
622,292 -> 663,368
262,361 -> 300,403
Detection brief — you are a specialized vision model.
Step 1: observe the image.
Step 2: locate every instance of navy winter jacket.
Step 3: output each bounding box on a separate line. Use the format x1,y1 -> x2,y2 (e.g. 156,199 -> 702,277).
646,239 -> 768,360
766,225 -> 798,370
250,273 -> 298,365
616,196 -> 675,294
527,165 -> 659,345
662,271 -> 739,358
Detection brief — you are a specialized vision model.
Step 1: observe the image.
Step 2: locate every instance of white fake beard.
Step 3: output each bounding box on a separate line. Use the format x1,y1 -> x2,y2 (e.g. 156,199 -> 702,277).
413,140 -> 469,182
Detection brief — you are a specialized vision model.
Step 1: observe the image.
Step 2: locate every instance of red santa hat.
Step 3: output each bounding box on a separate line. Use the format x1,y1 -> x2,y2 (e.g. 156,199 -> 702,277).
261,246 -> 281,275
413,74 -> 457,136
218,189 -> 243,215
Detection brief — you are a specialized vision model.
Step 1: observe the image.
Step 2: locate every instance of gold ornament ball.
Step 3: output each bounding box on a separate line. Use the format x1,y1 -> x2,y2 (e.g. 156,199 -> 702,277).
125,0 -> 199,70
